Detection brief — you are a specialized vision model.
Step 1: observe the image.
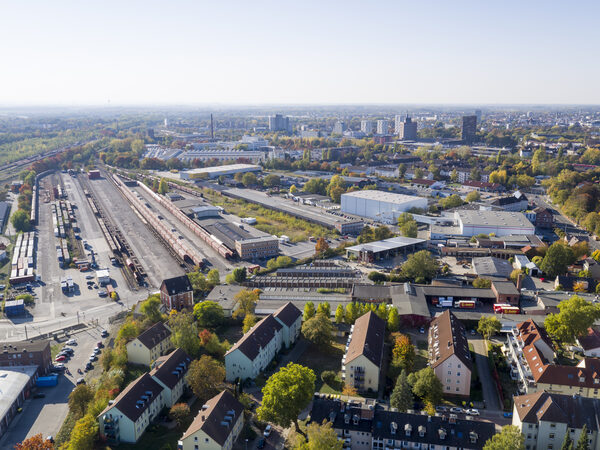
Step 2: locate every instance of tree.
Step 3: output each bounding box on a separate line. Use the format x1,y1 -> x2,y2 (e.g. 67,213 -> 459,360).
544,295 -> 600,344
207,269 -> 220,286
387,307 -> 400,332
335,304 -> 345,324
226,267 -> 247,284
292,421 -> 343,450
327,174 -> 347,203
188,271 -> 211,295
483,425 -> 525,450
232,289 -> 258,320
314,237 -> 329,256
168,311 -> 200,357
186,356 -> 225,401
540,242 -> 575,278
169,403 -> 192,430
376,302 -> 388,320
241,172 -> 258,187
263,174 -> 281,188
400,250 -> 438,283
289,184 -> 298,194
11,209 -> 30,232
392,334 -> 416,372
68,384 -> 94,418
116,320 -> 140,345
575,424 -> 589,450
368,271 -> 388,283
397,213 -> 418,237
193,301 -> 225,328
303,301 -> 316,321
465,190 -> 481,203
562,432 -> 574,450
316,302 -> 331,317
16,293 -> 34,306
450,168 -> 459,183
574,281 -> 588,292
345,302 -> 360,324
140,294 -> 163,323
14,434 -> 54,449
257,363 -> 315,434
243,313 -> 258,333
158,177 -> 169,194
390,370 -> 413,412
342,384 -> 358,400
510,269 -> 523,284
68,414 -> 98,450
408,367 -> 443,406
472,277 -> 492,289
302,313 -> 333,346
477,316 -> 502,340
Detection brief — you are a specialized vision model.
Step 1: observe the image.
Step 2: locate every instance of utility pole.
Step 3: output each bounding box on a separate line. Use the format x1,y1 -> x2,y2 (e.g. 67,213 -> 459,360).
24,325 -> 27,340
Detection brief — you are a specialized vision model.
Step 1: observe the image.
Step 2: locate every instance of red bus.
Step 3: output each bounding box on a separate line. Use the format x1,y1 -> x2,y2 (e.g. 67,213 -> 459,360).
456,300 -> 476,309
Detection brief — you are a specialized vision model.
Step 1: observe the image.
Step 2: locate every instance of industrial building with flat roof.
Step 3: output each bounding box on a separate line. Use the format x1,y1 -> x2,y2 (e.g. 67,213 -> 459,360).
0,366 -> 38,438
454,210 -> 535,237
180,164 -> 261,180
341,190 -> 427,222
345,236 -> 427,262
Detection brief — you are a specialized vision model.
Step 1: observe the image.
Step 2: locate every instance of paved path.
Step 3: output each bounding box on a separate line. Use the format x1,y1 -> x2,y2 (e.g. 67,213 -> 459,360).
470,338 -> 502,411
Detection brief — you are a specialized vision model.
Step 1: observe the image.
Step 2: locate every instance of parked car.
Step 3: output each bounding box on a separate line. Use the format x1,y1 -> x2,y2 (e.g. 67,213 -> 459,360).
98,290 -> 107,297
66,339 -> 77,345
89,355 -> 97,362
257,438 -> 266,449
465,408 -> 480,416
46,436 -> 54,444
76,378 -> 86,385
503,412 -> 513,418
93,348 -> 101,355
33,393 -> 46,399
63,347 -> 74,354
449,407 -> 463,414
55,355 -> 66,362
85,362 -> 93,371
263,425 -> 272,438
435,406 -> 448,413
97,341 -> 104,348
100,330 -> 109,337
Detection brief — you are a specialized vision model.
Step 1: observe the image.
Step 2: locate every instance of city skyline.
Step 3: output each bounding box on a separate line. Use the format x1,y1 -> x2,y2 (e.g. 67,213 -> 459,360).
0,0 -> 599,106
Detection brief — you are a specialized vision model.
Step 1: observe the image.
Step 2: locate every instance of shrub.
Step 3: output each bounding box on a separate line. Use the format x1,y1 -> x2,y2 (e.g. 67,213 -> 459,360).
321,370 -> 337,385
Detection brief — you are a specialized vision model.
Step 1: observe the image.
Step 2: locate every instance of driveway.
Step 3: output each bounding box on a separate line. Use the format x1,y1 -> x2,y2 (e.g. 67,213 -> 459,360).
470,337 -> 502,411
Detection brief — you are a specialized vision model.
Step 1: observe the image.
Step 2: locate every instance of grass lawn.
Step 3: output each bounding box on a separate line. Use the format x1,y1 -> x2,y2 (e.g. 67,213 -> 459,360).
215,324 -> 244,345
51,343 -> 62,360
115,424 -> 181,450
414,340 -> 429,371
297,338 -> 345,394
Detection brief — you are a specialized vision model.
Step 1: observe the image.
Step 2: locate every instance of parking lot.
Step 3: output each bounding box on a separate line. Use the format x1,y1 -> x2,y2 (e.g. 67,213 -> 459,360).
0,326 -> 108,448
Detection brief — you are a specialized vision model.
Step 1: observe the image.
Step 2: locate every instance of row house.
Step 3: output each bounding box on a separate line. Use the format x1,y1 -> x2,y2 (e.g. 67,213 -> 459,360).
99,349 -> 191,444
126,322 -> 173,367
225,302 -> 301,381
309,397 -> 495,450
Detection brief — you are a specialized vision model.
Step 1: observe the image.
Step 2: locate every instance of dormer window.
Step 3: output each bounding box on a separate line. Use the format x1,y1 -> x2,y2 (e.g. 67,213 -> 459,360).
580,377 -> 585,383
404,423 -> 411,437
352,415 -> 359,425
391,422 -> 397,435
418,425 -> 425,437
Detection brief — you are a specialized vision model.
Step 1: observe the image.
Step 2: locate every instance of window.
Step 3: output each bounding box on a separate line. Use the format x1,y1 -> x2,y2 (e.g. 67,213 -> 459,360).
548,446 -> 553,450
457,372 -> 461,376
549,434 -> 555,439
550,424 -> 556,428
457,364 -> 462,368
446,379 -> 451,383
446,386 -> 450,391
447,371 -> 452,375
456,387 -> 460,392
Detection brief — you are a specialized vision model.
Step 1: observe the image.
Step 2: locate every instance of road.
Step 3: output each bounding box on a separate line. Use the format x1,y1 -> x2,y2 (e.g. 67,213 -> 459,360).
85,174 -> 184,288
470,337 -> 501,411
0,326 -> 106,448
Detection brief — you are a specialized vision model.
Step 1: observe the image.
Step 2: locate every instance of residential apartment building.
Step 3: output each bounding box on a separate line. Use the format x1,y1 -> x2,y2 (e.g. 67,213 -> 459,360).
534,207 -> 554,229
99,373 -> 166,444
505,320 -> 600,398
179,390 -> 244,450
234,236 -> 279,260
160,275 -> 194,311
360,120 -> 374,134
428,310 -> 472,397
149,348 -> 191,407
0,340 -> 51,375
342,311 -> 385,393
225,302 -> 301,381
268,114 -> 290,132
310,397 -> 495,450
462,115 -> 477,144
99,349 -> 190,444
513,391 -> 600,450
396,115 -> 418,140
126,322 -> 173,366
376,120 -> 389,135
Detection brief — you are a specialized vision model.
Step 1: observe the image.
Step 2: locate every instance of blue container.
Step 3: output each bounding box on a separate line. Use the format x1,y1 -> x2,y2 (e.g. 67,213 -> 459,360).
36,375 -> 58,387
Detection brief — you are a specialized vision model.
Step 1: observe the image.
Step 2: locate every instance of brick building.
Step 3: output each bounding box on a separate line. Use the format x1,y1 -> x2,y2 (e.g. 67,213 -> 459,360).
160,276 -> 193,311
0,340 -> 51,375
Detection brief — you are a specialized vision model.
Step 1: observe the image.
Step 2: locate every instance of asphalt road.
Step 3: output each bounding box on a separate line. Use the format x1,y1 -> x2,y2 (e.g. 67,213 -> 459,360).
0,326 -> 106,448
470,338 -> 501,411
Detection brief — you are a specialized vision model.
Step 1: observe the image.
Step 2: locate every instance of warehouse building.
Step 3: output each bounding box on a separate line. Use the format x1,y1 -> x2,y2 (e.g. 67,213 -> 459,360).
180,164 -> 261,180
340,190 -> 427,222
234,236 -> 279,260
345,236 -> 426,262
454,210 -> 535,237
0,366 -> 38,438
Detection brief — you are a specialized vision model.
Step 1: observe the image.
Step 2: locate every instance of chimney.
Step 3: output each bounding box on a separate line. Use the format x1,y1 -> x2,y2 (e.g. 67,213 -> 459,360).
516,273 -> 523,291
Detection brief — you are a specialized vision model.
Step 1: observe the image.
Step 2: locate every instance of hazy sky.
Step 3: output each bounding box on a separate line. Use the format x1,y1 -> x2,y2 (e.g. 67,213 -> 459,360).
1,0 -> 598,105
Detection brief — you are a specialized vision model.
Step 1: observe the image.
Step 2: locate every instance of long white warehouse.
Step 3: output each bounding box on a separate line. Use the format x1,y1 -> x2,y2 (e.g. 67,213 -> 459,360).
455,210 -> 535,237
341,190 -> 427,222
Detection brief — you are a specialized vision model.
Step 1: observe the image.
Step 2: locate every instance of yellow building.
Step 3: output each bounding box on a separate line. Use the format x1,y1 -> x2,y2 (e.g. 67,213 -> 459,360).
342,311 -> 386,393
126,322 -> 172,367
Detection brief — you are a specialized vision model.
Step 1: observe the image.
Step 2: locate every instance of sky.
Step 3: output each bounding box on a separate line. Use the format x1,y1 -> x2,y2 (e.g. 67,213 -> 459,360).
0,0 -> 599,106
